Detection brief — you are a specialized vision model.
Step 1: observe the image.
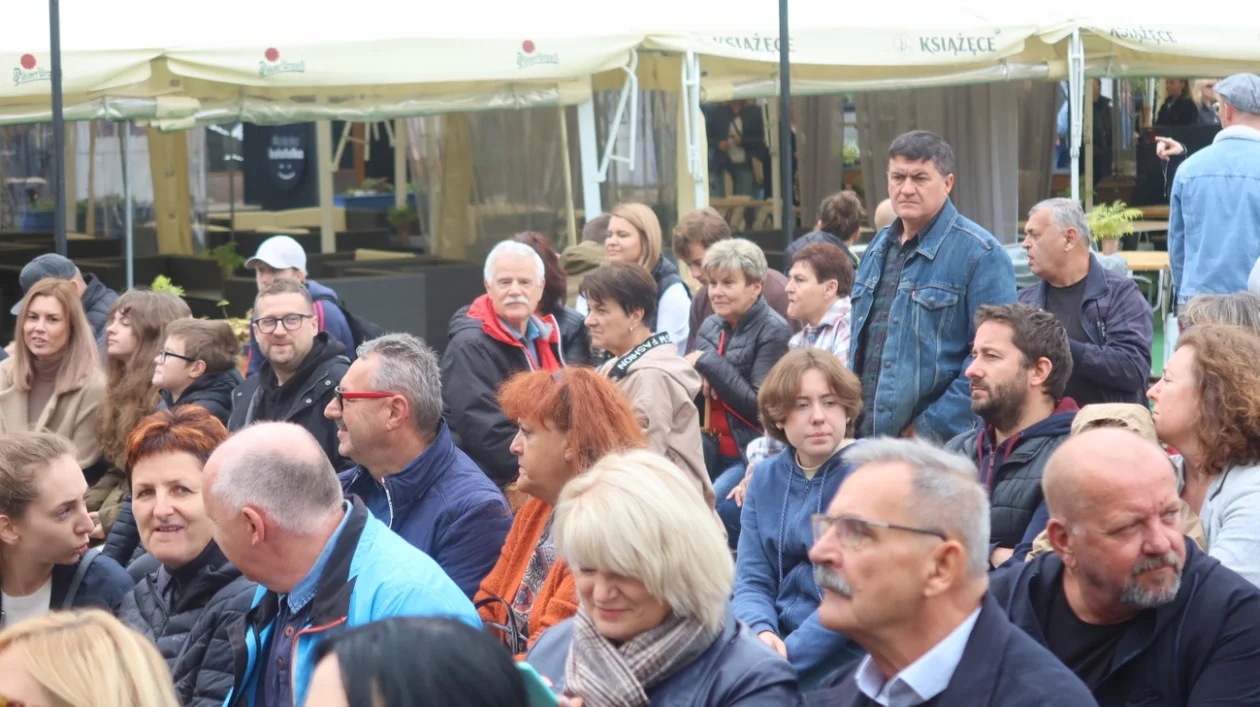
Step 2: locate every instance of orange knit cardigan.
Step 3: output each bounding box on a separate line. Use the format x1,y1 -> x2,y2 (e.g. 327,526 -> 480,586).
475,497 -> 578,653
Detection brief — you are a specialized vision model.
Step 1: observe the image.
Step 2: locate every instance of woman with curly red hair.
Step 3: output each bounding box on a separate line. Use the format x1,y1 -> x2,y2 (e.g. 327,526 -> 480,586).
115,406 -> 256,707
1148,324 -> 1260,587
475,368 -> 645,654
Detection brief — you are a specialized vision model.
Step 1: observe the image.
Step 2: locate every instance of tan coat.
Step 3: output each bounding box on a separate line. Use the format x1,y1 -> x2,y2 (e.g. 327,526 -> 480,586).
600,340 -> 715,509
0,358 -> 105,469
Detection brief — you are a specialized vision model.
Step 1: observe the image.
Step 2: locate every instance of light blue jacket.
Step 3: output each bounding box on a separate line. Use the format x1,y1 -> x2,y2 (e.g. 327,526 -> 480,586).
1169,126 -> 1260,305
222,499 -> 479,707
848,198 -> 1016,441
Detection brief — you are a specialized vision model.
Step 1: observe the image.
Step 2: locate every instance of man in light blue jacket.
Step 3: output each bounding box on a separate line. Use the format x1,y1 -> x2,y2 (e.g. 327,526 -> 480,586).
1169,72 -> 1260,309
849,130 -> 1016,442
206,422 -> 477,707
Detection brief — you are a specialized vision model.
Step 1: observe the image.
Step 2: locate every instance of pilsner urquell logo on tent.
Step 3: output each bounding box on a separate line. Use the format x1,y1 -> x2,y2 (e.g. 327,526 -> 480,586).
259,48 -> 306,78
518,40 -> 560,69
13,54 -> 52,87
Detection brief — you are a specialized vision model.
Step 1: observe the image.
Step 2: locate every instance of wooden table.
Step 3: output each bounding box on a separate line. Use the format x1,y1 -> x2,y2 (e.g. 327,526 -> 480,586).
1118,250 -> 1169,272
1138,204 -> 1170,220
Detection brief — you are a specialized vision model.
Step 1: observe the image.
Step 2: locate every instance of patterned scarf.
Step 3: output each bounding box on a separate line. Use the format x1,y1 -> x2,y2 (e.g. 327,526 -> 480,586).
564,607 -> 721,707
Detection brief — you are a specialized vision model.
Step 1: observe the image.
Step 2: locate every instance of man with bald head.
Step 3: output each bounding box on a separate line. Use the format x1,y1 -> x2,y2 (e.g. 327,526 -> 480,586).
206,422 -> 478,707
806,438 -> 1091,705
990,428 -> 1260,705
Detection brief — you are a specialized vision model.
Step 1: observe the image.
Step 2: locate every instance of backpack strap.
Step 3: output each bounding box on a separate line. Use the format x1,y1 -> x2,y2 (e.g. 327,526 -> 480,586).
62,547 -> 101,610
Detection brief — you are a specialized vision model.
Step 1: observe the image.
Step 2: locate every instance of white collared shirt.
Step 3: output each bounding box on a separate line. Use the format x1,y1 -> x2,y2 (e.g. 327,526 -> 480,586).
854,607 -> 982,706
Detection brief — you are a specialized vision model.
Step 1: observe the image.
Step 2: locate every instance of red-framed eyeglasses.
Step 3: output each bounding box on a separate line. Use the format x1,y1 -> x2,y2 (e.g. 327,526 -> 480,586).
334,386 -> 396,408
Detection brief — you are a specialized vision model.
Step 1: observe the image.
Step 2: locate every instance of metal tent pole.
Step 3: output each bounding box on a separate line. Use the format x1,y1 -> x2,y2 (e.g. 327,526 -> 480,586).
777,0 -> 793,246
49,0 -> 67,254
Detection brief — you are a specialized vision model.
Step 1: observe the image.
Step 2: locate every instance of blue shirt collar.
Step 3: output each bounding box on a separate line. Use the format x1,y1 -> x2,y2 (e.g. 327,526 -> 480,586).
499,316 -> 542,343
285,500 -> 353,613
854,606 -> 981,706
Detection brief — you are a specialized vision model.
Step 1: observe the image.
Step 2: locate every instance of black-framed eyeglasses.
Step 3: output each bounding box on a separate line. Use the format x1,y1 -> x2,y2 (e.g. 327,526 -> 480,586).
157,349 -> 196,364
252,313 -> 313,334
811,513 -> 947,549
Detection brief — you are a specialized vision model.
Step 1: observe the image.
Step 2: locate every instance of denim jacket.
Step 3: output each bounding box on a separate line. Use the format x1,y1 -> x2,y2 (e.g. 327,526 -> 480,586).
848,199 -> 1016,441
1169,126 -> 1260,305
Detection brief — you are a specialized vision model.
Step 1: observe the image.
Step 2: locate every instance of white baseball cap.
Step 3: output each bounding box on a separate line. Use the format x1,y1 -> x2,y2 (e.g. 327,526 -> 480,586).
246,235 -> 307,272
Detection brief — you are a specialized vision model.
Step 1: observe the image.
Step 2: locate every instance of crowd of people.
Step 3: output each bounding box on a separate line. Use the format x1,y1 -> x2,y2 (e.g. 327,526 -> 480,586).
0,71 -> 1258,707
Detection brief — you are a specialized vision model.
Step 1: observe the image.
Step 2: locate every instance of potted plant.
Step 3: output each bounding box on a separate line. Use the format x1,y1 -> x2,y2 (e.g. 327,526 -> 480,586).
1087,200 -> 1143,255
19,195 -> 57,232
335,176 -> 417,212
200,241 -> 248,279
387,205 -> 421,248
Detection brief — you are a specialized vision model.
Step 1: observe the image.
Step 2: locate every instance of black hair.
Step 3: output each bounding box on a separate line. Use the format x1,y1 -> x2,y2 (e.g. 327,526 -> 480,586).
579,262 -> 660,329
312,617 -> 529,707
888,129 -> 955,178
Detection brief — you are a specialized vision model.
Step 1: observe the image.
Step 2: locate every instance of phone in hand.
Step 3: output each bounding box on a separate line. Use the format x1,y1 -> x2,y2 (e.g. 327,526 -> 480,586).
517,663 -> 560,707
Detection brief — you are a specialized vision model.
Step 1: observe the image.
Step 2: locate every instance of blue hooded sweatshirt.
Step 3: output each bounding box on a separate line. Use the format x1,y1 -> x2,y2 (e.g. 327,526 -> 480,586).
732,443 -> 864,686
246,279 -> 356,375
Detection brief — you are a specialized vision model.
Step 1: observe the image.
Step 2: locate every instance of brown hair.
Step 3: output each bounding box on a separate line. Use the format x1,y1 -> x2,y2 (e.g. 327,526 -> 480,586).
163,318 -> 240,374
582,213 -> 611,244
672,207 -> 731,260
124,406 -> 229,485
498,367 -> 646,474
758,349 -> 863,443
513,231 -> 567,316
974,304 -> 1073,400
1176,325 -> 1260,476
254,277 -> 313,309
610,203 -> 663,270
99,290 -> 192,467
10,278 -> 100,394
817,191 -> 865,240
0,431 -> 75,519
790,243 -> 855,297
579,263 -> 659,328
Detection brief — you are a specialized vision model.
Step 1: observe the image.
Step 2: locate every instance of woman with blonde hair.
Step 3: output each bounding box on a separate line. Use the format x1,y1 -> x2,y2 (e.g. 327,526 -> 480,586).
476,368 -> 647,654
93,290 -> 191,548
526,450 -> 799,705
0,278 -> 105,470
0,609 -> 178,707
578,202 -> 692,355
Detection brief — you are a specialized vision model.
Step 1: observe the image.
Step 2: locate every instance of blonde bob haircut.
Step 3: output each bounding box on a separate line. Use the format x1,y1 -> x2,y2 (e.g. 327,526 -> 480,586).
610,203 -> 663,271
0,609 -> 179,707
553,449 -> 733,632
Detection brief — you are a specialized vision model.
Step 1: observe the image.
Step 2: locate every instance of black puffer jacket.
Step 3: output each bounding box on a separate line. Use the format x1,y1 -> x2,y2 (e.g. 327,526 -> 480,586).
693,297 -> 791,461
553,306 -> 593,365
160,367 -> 245,427
118,544 -> 256,707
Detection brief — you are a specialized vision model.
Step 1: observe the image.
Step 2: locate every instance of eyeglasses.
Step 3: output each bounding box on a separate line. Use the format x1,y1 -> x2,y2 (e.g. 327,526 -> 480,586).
157,349 -> 196,364
252,313 -> 313,334
334,386 -> 395,408
811,513 -> 947,549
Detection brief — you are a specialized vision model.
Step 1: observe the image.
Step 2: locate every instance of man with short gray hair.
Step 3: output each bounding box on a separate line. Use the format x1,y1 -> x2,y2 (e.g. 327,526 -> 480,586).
1019,197 -> 1152,406
806,438 -> 1092,705
207,422 -> 478,707
441,240 -> 564,487
329,333 -> 512,597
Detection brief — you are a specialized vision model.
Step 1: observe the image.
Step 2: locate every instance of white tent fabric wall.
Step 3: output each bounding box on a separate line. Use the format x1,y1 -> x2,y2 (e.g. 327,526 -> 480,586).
855,84 -> 1025,245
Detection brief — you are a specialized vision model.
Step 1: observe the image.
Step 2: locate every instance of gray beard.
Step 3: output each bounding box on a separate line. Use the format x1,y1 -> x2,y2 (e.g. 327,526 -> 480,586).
1119,552 -> 1183,609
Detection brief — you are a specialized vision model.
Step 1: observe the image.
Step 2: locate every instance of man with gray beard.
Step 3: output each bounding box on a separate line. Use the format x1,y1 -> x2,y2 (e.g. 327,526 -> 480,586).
989,428 -> 1260,705
805,439 -> 1091,706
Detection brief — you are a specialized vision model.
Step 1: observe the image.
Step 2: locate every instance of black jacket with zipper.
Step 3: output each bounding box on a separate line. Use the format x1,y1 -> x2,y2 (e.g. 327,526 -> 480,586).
693,296 -> 791,462
118,544 -> 257,707
227,333 -> 350,470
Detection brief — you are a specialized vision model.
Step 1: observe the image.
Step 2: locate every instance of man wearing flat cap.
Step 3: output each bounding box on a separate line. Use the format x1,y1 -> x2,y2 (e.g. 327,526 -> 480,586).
6,253 -> 117,353
1168,72 -> 1260,309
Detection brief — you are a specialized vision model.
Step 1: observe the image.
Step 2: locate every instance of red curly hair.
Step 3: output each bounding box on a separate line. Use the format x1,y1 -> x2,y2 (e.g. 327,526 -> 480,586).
1177,324 -> 1260,477
498,367 -> 646,473
123,406 -> 229,483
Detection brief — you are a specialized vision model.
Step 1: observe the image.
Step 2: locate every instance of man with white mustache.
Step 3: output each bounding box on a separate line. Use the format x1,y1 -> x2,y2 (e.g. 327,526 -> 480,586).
441,241 -> 564,488
989,429 -> 1260,705
805,438 -> 1092,706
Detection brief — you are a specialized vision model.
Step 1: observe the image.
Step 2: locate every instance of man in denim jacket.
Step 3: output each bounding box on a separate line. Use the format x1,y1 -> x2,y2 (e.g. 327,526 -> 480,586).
849,130 -> 1016,442
1169,72 -> 1260,309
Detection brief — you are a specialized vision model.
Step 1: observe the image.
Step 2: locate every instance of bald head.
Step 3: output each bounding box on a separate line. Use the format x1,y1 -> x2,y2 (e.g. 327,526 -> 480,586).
874,199 -> 897,232
1043,428 -> 1174,525
206,422 -> 344,534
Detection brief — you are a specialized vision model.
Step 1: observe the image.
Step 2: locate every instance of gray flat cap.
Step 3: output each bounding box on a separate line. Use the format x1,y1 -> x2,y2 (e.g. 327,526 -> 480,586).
1215,73 -> 1260,115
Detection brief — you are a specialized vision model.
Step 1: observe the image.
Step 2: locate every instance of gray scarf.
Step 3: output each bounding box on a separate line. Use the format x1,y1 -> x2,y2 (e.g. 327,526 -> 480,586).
564,607 -> 721,707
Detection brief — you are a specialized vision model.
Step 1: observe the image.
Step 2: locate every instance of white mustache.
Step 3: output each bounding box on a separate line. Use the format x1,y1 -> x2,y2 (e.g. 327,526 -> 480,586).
504,296 -> 530,306
815,565 -> 852,598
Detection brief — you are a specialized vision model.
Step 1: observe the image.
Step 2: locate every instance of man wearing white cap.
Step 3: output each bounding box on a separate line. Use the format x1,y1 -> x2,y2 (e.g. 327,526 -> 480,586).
244,235 -> 356,375
1167,72 -> 1260,310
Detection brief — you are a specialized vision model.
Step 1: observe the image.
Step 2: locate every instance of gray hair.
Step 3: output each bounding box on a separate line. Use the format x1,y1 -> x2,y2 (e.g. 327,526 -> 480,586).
356,333 -> 443,432
1180,292 -> 1260,335
844,438 -> 991,578
208,426 -> 343,534
702,238 -> 768,284
484,240 -> 545,283
1029,197 -> 1092,243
